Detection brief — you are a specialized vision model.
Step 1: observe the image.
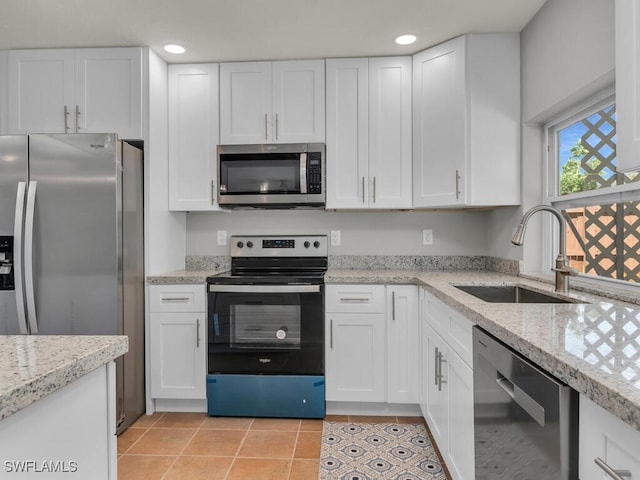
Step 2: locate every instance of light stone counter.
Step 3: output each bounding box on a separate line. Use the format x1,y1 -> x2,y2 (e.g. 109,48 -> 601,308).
0,335 -> 128,420
147,269 -> 226,285
326,268 -> 640,432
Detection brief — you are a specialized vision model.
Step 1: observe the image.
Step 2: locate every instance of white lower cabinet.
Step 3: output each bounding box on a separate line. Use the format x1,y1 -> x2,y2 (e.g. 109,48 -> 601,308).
579,395 -> 640,480
325,284 -> 418,404
420,288 -> 474,480
149,285 -> 206,399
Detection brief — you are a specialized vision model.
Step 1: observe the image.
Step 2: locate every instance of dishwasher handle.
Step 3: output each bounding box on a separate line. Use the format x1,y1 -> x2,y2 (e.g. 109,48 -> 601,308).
496,372 -> 546,427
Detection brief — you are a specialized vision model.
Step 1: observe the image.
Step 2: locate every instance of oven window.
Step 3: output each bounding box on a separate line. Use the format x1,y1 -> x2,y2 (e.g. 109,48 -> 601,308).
220,155 -> 301,194
231,304 -> 301,350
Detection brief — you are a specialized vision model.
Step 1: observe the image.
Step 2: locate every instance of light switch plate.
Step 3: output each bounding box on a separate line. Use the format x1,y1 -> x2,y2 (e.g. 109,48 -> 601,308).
217,230 -> 227,246
423,229 -> 433,245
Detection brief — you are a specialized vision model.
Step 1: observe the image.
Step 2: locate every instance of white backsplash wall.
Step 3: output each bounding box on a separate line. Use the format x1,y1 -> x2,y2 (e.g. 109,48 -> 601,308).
186,210 -> 491,256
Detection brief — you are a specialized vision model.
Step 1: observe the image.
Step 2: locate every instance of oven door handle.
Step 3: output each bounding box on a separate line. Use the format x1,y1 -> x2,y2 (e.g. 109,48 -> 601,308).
208,284 -> 321,293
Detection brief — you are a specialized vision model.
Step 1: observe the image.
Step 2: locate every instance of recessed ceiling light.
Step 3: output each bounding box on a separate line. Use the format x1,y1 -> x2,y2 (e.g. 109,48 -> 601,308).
395,34 -> 417,46
164,44 -> 186,54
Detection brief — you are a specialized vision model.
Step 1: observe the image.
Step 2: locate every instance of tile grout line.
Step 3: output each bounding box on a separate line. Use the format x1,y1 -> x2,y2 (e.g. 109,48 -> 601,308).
223,417 -> 255,480
158,414 -> 207,480
285,422 -> 302,479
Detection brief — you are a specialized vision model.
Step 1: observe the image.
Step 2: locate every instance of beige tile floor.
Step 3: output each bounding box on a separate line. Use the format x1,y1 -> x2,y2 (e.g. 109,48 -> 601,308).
117,413 -> 426,480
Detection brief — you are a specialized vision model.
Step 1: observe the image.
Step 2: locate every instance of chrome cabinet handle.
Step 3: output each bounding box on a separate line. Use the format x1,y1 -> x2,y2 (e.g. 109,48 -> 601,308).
330,319 -> 333,349
161,297 -> 190,302
75,105 -> 81,132
264,113 -> 268,141
594,458 -> 631,480
339,297 -> 370,302
275,113 -> 279,141
196,319 -> 201,348
434,347 -> 440,386
391,291 -> 396,321
362,177 -> 365,203
437,350 -> 447,391
64,106 -> 70,132
211,180 -> 215,205
373,177 -> 377,203
455,169 -> 461,199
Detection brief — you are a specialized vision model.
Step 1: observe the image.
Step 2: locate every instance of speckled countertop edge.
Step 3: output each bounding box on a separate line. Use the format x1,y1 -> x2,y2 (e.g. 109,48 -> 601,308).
147,269 -> 227,285
0,335 -> 128,420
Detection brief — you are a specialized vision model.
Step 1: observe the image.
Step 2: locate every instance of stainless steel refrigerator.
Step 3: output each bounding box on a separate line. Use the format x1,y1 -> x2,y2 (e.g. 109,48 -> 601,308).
0,133 -> 145,434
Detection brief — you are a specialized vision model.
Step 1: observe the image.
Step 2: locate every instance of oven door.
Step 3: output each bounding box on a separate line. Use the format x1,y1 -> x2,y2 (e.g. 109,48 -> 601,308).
208,284 -> 324,375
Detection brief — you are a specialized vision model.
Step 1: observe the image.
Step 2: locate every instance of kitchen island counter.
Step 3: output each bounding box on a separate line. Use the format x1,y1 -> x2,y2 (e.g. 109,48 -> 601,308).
0,335 -> 128,420
326,268 -> 640,432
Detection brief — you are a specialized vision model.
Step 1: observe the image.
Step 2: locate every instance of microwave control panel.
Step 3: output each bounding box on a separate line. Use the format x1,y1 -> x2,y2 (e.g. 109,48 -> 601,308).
307,153 -> 323,194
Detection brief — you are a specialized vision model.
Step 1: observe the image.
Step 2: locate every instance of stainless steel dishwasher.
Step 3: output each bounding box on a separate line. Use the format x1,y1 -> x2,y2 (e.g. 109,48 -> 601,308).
473,327 -> 578,480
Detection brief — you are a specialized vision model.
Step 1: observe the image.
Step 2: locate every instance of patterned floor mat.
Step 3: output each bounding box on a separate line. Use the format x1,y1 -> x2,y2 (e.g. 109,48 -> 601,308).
319,422 -> 448,480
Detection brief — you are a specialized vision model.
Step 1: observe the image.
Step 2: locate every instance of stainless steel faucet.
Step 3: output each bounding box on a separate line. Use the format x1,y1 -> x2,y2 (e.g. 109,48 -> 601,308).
511,205 -> 577,293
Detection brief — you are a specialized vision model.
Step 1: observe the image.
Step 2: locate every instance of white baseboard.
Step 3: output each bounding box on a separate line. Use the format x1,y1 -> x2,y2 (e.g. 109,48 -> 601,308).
154,398 -> 207,412
326,402 -> 422,417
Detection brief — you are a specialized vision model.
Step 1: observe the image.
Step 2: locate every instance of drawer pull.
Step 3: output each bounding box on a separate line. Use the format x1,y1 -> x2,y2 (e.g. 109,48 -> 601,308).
161,297 -> 190,302
595,458 -> 631,480
339,297 -> 370,302
196,319 -> 201,348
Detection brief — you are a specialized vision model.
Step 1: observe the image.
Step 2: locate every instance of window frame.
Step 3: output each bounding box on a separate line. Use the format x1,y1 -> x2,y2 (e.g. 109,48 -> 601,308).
543,87 -> 640,287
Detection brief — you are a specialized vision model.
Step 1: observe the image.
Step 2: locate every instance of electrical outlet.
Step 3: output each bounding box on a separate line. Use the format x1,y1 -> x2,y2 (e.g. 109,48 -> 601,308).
423,229 -> 433,245
217,230 -> 227,246
330,230 -> 341,246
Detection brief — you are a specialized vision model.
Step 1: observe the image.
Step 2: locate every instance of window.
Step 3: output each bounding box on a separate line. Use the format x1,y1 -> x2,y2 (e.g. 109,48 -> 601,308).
546,91 -> 640,284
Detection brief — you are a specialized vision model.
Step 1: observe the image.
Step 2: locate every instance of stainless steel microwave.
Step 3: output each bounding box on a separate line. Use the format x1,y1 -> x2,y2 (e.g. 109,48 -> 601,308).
217,143 -> 325,208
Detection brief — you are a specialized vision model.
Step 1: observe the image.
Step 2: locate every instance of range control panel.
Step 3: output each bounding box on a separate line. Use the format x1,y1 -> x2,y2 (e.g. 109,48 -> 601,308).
230,235 -> 328,257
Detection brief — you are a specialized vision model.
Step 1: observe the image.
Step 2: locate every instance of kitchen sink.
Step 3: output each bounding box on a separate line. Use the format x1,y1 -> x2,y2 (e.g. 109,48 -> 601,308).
453,285 -> 578,304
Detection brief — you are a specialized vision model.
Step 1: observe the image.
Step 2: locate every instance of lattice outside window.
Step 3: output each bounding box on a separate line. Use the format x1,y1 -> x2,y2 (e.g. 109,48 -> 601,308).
549,94 -> 640,284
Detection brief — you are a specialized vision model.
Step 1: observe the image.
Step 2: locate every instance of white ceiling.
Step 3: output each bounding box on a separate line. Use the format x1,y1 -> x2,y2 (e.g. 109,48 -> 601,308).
0,0 -> 547,63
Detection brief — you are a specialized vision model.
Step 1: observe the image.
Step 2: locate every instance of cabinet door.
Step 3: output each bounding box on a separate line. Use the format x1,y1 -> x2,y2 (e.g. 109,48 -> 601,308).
74,48 -> 143,139
150,312 -> 206,399
325,313 -> 385,402
423,323 -> 448,448
7,49 -> 75,134
219,62 -> 271,144
615,0 -> 640,172
369,57 -> 413,209
271,60 -> 325,143
579,395 -> 640,480
325,58 -> 369,209
168,64 -> 220,211
387,285 -> 419,403
446,347 -> 475,480
413,36 -> 466,207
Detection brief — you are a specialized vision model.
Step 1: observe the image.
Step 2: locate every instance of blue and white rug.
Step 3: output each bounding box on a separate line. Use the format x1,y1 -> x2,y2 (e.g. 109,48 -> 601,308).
319,422 -> 448,480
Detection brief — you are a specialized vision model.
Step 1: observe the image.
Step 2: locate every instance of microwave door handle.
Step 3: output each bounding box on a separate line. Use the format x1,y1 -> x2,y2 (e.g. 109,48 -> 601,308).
300,153 -> 307,194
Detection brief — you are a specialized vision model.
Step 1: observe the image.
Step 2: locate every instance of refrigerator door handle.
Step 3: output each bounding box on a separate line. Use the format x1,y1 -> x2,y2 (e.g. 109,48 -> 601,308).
13,182 -> 29,334
24,181 -> 38,334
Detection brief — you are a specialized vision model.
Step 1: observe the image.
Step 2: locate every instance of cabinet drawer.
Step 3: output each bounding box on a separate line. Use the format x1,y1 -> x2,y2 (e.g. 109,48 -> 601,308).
423,290 -> 474,367
149,285 -> 205,313
325,285 -> 385,313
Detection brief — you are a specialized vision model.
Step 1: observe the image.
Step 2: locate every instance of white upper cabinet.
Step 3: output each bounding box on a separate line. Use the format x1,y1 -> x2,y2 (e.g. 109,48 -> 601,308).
326,57 -> 412,209
6,48 -> 143,139
219,60 -> 324,144
615,0 -> 640,172
168,63 -> 221,211
413,34 -> 520,207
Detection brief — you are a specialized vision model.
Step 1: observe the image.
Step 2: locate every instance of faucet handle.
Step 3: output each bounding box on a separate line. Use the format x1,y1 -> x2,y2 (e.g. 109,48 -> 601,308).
552,266 -> 579,276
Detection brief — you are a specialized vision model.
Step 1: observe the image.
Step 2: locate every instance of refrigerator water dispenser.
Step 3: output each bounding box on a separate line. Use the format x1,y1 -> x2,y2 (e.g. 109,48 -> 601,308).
0,236 -> 14,290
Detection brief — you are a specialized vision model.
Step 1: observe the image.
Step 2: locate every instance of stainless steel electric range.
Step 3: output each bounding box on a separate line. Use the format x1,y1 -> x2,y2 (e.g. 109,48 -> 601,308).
206,234 -> 327,418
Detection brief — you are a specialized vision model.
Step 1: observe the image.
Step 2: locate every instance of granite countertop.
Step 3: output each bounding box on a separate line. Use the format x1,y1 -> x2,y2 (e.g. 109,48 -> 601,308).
147,269 -> 226,285
147,266 -> 640,431
0,335 -> 128,420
